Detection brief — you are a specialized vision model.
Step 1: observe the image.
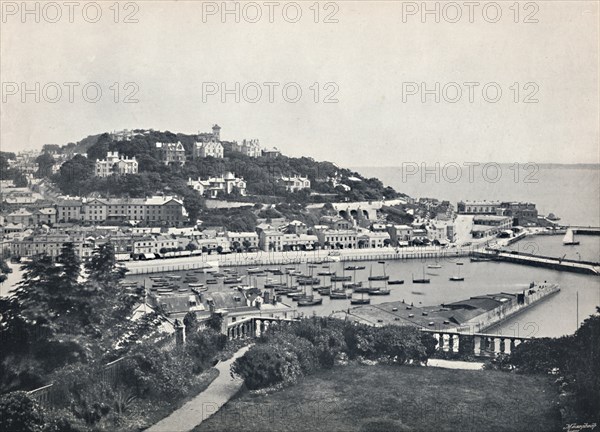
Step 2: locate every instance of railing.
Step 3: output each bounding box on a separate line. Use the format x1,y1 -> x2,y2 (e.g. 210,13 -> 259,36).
421,329 -> 531,357
225,316 -> 296,340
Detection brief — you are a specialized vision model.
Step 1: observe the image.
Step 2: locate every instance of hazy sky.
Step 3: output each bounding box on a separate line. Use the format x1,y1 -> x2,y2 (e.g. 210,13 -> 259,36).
1,1 -> 598,166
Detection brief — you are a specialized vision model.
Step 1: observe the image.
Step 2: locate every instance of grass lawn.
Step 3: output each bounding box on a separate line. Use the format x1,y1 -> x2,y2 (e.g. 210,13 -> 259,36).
194,364 -> 562,432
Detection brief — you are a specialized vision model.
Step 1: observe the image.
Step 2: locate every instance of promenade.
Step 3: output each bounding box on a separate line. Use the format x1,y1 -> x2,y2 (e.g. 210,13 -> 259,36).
124,245 -> 473,275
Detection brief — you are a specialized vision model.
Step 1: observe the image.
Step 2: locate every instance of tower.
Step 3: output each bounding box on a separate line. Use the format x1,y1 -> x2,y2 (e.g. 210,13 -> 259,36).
212,124 -> 221,141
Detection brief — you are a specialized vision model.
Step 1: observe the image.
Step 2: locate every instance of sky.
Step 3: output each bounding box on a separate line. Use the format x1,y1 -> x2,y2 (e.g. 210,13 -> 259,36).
1,1 -> 598,166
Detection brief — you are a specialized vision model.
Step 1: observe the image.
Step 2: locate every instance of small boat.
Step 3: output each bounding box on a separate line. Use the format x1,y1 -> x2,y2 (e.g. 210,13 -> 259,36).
186,272 -> 196,276
456,262 -> 464,266
345,265 -> 366,271
183,277 -> 199,283
330,291 -> 348,299
264,283 -> 287,289
350,293 -> 370,305
317,287 -> 331,296
288,292 -> 310,300
247,268 -> 263,274
449,266 -> 464,282
188,283 -> 205,288
343,281 -> 362,289
317,271 -> 335,276
308,264 -> 318,268
191,287 -> 208,294
271,270 -> 284,275
331,275 -> 352,282
388,280 -> 404,285
165,274 -> 181,280
213,272 -> 226,278
204,268 -> 218,274
412,267 -> 430,284
353,286 -> 371,293
224,277 -> 243,284
427,264 -> 442,269
178,288 -> 188,293
285,289 -> 304,297
368,275 -> 389,281
563,228 -> 580,245
368,288 -> 391,295
206,279 -> 218,284
297,277 -> 320,286
298,297 -> 323,306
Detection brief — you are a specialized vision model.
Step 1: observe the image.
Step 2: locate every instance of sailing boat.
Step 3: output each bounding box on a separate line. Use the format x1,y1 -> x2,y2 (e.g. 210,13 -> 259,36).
350,290 -> 370,304
412,266 -> 431,284
368,262 -> 389,281
563,228 -> 580,245
449,264 -> 464,281
330,278 -> 348,299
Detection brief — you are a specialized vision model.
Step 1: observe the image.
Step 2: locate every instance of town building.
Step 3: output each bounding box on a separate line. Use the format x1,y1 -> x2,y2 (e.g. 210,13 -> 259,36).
156,142 -> 186,166
316,229 -> 358,249
11,233 -> 94,260
227,232 -> 259,251
457,201 -> 501,215
81,196 -> 186,225
56,199 -> 84,222
387,224 -> 413,246
95,152 -> 138,177
357,230 -> 391,248
471,215 -> 513,238
280,175 -> 311,192
259,230 -> 284,252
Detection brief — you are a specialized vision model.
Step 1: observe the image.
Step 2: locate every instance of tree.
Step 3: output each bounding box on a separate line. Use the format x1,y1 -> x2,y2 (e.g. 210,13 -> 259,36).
35,153 -> 55,178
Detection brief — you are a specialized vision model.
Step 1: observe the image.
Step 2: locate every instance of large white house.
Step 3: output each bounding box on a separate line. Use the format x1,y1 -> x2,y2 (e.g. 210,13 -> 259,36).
187,172 -> 246,198
95,152 -> 138,177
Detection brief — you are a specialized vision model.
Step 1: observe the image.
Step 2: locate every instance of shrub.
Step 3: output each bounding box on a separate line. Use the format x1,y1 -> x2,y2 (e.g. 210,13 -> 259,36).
232,344 -> 302,390
0,391 -> 45,432
185,328 -> 227,373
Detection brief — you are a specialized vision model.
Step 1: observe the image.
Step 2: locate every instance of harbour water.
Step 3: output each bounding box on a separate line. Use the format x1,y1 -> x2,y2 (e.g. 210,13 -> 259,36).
127,233 -> 599,338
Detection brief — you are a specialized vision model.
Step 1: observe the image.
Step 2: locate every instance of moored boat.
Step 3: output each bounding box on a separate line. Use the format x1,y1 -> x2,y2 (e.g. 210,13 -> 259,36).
345,265 -> 366,271
388,280 -> 404,285
297,297 -> 323,306
331,275 -> 352,282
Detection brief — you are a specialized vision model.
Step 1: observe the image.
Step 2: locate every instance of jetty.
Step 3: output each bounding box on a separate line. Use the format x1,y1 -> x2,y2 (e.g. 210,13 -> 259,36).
471,249 -> 600,276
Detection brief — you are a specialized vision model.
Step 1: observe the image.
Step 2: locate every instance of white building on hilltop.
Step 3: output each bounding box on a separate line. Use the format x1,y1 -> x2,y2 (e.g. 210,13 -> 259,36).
95,152 -> 138,177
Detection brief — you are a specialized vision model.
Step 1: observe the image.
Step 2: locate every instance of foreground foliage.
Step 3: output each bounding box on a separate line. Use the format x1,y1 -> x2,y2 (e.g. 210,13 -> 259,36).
232,317 -> 437,390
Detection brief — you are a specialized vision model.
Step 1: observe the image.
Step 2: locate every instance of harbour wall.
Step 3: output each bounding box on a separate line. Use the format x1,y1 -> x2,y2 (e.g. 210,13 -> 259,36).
456,283 -> 561,333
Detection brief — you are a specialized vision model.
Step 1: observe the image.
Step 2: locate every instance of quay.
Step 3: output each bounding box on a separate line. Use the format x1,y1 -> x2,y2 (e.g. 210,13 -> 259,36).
472,249 -> 600,276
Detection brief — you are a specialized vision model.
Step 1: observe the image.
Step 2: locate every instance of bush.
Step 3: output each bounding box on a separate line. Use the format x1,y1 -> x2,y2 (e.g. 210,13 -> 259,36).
232,344 -> 302,390
185,328 -> 227,373
0,391 -> 45,432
